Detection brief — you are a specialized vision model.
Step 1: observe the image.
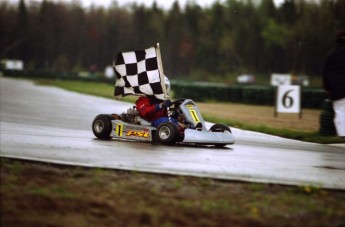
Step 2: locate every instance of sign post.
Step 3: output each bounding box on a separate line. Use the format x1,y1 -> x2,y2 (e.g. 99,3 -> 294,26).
275,85 -> 302,119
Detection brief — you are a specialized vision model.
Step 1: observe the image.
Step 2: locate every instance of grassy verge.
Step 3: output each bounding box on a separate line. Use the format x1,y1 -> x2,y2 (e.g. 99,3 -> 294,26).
34,79 -> 344,144
1,158 -> 345,226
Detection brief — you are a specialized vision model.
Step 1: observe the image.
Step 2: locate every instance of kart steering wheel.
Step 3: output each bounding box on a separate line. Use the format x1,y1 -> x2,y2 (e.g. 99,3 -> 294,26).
171,98 -> 186,108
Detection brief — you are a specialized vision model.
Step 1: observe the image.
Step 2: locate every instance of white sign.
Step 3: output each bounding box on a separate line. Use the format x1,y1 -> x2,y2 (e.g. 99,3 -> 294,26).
237,74 -> 255,84
271,74 -> 291,86
1,59 -> 24,70
276,85 -> 301,113
104,65 -> 115,79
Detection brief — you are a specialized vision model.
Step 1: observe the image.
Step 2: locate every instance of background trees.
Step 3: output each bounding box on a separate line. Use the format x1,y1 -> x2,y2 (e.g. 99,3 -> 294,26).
0,0 -> 343,81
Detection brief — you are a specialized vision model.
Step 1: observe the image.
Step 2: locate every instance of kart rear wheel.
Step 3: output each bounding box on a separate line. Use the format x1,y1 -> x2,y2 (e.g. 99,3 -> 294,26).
209,124 -> 231,147
157,122 -> 180,145
92,114 -> 113,140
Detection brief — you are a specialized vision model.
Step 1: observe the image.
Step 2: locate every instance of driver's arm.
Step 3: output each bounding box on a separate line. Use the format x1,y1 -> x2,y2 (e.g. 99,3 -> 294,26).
136,97 -> 158,118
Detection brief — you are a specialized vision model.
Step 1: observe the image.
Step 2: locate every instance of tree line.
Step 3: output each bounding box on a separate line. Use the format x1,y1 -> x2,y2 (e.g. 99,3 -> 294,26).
0,0 -> 344,82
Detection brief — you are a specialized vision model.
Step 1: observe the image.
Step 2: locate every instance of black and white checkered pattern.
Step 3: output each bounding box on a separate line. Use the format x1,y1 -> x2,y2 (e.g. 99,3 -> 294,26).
114,46 -> 165,100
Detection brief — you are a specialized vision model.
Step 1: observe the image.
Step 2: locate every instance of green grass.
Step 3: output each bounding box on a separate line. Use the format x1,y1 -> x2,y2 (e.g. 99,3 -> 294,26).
38,79 -> 115,99
35,79 -> 344,144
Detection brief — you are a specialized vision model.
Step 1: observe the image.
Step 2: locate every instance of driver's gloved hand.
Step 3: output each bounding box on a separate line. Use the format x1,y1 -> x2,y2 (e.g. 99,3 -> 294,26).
156,99 -> 172,110
162,99 -> 172,108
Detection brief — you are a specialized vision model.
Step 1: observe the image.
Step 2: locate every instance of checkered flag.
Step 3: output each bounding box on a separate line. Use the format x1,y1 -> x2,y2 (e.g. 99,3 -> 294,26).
114,46 -> 166,100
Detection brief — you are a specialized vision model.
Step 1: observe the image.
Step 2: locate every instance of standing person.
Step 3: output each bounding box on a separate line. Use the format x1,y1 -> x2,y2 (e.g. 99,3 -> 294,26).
323,29 -> 345,138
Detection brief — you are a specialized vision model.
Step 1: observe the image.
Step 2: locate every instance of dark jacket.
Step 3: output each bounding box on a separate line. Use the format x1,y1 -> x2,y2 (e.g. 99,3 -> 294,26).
323,43 -> 345,101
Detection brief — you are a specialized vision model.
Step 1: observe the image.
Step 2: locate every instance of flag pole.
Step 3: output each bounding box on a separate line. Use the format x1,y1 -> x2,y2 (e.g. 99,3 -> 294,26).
156,43 -> 172,122
155,43 -> 168,100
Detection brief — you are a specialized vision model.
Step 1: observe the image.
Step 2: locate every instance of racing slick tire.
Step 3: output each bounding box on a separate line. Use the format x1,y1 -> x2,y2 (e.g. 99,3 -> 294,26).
157,122 -> 180,145
209,123 -> 231,147
92,114 -> 113,140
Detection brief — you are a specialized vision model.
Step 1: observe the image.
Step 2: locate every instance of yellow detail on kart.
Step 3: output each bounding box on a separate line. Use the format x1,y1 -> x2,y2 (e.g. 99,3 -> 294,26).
189,109 -> 200,123
115,124 -> 123,137
126,130 -> 150,138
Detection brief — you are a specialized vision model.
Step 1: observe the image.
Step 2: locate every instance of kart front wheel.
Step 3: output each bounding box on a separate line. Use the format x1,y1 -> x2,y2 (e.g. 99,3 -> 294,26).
209,123 -> 231,133
92,114 -> 113,140
209,124 -> 231,147
157,122 -> 180,145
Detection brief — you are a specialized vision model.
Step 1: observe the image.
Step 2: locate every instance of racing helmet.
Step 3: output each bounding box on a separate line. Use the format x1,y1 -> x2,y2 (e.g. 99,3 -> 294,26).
164,76 -> 170,94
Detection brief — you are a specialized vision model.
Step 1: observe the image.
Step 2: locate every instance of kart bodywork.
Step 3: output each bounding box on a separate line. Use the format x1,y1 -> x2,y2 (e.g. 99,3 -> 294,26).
92,99 -> 235,146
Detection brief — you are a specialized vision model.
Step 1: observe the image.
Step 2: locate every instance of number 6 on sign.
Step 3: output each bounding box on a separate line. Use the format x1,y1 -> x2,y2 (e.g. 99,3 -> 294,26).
276,85 -> 301,117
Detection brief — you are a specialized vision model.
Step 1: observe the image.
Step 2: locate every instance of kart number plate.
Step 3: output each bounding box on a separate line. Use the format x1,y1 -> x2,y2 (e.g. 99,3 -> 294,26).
189,109 -> 200,123
115,124 -> 123,137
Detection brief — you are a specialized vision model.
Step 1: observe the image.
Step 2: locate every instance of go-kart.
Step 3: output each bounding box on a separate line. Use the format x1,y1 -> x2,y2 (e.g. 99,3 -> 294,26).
92,99 -> 235,146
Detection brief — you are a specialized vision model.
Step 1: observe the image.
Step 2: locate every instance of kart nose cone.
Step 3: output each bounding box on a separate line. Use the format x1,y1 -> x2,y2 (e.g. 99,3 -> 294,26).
183,129 -> 235,145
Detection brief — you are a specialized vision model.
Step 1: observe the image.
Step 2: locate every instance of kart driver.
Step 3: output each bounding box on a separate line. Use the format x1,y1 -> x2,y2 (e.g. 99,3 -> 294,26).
135,76 -> 179,128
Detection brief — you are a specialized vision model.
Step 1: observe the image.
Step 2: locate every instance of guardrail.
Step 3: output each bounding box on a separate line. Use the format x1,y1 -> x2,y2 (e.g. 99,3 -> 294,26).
2,69 -> 326,109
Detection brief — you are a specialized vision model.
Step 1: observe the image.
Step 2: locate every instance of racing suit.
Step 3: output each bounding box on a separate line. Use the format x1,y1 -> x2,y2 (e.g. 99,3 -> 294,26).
135,96 -> 177,127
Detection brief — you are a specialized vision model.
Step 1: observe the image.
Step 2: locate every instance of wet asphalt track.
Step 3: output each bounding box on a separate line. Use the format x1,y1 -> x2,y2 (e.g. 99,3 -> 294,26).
1,77 -> 344,189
